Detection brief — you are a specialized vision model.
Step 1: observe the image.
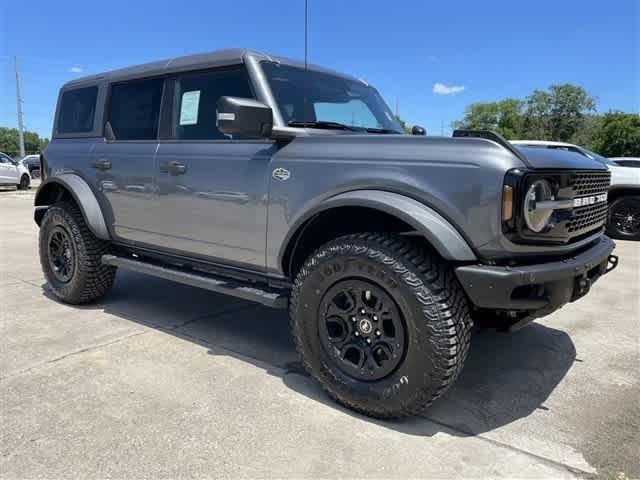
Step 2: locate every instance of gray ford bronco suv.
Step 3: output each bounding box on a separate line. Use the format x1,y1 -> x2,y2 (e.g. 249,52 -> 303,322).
36,49 -> 618,418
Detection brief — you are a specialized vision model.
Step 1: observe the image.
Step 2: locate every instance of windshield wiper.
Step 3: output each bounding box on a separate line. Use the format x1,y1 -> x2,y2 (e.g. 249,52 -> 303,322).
364,127 -> 402,134
287,121 -> 359,131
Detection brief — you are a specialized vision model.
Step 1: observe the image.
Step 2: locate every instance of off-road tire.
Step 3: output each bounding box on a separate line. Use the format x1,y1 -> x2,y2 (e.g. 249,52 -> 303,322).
17,174 -> 30,190
607,195 -> 640,240
39,201 -> 116,304
290,233 -> 473,419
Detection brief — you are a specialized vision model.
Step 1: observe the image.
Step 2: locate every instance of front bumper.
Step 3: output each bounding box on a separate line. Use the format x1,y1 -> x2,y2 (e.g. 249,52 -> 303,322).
456,236 -> 617,317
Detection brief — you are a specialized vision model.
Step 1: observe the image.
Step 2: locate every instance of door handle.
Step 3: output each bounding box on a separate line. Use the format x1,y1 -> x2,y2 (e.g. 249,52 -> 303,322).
159,161 -> 187,175
91,159 -> 112,170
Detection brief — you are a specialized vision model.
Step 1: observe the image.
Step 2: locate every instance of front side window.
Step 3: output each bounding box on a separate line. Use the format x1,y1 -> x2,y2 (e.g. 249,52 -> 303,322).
261,62 -> 402,133
108,78 -> 164,140
57,86 -> 98,134
174,67 -> 254,140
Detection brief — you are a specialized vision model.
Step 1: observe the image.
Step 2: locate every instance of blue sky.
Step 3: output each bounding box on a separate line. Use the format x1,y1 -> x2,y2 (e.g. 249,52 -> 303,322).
1,0 -> 638,139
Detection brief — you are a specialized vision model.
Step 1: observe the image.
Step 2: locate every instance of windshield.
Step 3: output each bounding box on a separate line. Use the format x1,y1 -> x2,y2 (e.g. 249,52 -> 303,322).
261,62 -> 402,133
579,147 -> 616,166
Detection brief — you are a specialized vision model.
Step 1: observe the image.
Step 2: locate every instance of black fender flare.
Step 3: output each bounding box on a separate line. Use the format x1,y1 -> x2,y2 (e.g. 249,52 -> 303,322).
280,190 -> 477,265
34,174 -> 110,240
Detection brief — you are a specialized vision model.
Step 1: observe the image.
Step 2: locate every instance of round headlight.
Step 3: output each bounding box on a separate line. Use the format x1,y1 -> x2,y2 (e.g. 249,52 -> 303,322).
524,179 -> 554,232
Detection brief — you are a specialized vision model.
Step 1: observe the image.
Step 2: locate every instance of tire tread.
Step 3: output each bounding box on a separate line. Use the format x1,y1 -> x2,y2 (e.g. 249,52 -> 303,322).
289,232 -> 473,419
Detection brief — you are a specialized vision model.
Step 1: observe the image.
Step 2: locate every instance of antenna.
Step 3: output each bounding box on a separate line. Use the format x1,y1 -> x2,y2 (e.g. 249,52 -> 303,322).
304,0 -> 308,71
303,0 -> 309,123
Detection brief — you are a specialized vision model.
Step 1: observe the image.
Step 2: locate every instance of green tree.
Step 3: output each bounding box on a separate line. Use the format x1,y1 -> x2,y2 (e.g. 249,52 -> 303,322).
523,84 -> 596,141
452,98 -> 524,139
0,127 -> 49,157
590,112 -> 640,157
569,114 -> 603,148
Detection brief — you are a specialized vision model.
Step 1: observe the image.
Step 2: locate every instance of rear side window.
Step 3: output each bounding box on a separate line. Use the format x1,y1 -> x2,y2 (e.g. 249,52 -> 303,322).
57,86 -> 98,134
108,78 -> 164,140
174,67 -> 253,140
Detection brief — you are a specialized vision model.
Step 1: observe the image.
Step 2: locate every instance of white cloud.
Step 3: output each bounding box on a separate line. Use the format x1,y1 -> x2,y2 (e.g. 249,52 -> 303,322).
433,82 -> 465,95
69,66 -> 84,73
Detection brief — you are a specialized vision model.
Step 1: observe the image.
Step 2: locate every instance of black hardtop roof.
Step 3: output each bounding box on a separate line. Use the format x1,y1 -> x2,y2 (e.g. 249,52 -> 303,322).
62,48 -> 362,89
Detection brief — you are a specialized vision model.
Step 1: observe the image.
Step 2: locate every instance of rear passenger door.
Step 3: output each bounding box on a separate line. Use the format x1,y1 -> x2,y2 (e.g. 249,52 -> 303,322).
92,78 -> 164,245
153,66 -> 276,270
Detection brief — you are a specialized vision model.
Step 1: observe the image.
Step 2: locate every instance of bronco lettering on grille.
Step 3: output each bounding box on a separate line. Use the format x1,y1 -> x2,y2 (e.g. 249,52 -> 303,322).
573,192 -> 608,208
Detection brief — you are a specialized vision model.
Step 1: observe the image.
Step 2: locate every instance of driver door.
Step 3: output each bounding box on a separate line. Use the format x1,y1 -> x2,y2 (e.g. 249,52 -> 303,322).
153,66 -> 275,270
0,154 -> 18,183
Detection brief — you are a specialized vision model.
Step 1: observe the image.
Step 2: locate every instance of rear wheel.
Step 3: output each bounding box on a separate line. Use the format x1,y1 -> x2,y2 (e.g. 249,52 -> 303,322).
17,174 -> 30,190
39,202 -> 116,304
290,233 -> 473,419
607,195 -> 640,240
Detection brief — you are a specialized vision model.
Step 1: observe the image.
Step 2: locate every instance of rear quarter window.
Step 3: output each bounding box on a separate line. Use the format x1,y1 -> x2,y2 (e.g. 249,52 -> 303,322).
57,86 -> 98,134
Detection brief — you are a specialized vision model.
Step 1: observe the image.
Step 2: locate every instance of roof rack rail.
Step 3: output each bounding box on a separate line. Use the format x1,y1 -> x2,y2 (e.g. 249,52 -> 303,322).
452,129 -> 527,164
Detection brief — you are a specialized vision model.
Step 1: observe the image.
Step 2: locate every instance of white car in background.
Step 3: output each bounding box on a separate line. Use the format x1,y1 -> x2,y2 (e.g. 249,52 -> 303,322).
0,152 -> 31,190
610,157 -> 640,168
512,140 -> 640,240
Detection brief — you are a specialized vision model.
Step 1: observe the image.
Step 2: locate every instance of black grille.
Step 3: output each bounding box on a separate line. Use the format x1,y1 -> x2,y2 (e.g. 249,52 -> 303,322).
570,171 -> 611,196
566,170 -> 611,238
567,202 -> 609,233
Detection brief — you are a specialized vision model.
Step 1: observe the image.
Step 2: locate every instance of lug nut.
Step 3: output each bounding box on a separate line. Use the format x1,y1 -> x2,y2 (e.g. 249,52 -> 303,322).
375,330 -> 381,336
351,316 -> 356,322
354,331 -> 359,336
366,338 -> 371,344
360,308 -> 366,315
373,315 -> 378,321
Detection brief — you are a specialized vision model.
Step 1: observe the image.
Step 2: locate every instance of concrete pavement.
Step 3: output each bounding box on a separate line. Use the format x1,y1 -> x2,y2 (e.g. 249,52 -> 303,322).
1,186 -> 638,478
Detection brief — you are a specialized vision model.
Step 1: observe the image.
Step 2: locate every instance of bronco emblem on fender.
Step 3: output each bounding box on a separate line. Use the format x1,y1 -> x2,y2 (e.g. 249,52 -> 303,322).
272,168 -> 291,181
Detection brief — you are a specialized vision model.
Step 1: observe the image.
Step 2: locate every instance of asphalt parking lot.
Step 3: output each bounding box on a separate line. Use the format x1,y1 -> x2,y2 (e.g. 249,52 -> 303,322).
1,184 -> 638,479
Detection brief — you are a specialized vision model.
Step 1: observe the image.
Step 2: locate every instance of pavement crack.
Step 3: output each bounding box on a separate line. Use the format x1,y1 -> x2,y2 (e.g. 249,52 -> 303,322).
0,330 -> 149,382
416,413 -> 595,478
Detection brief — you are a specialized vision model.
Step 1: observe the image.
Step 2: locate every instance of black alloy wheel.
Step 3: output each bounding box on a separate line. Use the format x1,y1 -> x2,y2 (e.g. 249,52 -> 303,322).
318,279 -> 406,381
47,226 -> 76,283
608,196 -> 640,240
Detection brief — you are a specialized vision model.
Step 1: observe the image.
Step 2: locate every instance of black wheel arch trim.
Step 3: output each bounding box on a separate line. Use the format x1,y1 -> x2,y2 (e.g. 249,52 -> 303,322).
279,189 -> 478,270
608,185 -> 640,201
34,174 -> 110,240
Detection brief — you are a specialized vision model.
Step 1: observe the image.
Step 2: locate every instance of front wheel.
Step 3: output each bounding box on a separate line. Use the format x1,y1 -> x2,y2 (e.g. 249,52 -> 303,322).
607,195 -> 640,240
17,174 -> 30,190
289,233 -> 473,419
39,202 -> 116,304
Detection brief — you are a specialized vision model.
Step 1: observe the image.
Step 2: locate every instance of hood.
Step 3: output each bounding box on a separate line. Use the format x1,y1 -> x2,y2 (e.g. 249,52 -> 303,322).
608,163 -> 640,186
281,133 -> 525,171
514,146 -> 607,170
286,133 -> 609,172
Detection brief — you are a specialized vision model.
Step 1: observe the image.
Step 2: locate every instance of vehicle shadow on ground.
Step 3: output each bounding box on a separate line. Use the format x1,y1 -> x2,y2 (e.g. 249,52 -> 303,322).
40,269 -> 576,437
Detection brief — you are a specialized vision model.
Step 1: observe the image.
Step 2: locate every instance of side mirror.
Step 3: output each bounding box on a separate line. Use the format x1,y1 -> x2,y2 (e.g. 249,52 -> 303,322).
411,125 -> 426,136
217,97 -> 273,138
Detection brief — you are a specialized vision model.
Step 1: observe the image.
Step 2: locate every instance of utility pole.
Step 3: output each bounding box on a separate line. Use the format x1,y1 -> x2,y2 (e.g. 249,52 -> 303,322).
13,56 -> 26,158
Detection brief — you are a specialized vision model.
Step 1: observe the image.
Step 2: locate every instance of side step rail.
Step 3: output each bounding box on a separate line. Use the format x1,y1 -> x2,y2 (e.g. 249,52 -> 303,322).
101,254 -> 289,309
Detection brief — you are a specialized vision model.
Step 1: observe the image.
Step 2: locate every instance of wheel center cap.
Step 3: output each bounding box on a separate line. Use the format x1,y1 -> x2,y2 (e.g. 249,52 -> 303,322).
358,318 -> 373,335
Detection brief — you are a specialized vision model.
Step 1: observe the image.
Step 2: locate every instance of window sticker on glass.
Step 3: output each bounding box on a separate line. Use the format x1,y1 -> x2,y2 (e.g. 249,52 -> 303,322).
179,90 -> 201,125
